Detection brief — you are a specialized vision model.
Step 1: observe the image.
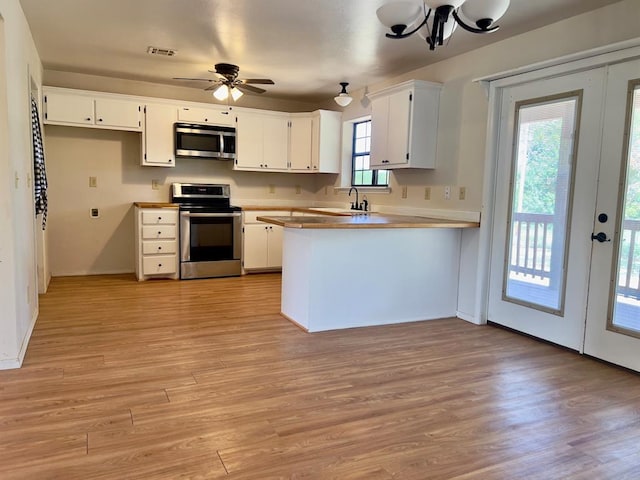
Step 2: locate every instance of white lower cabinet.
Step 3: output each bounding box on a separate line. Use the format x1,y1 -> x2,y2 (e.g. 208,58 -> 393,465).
135,207 -> 179,280
243,211 -> 285,271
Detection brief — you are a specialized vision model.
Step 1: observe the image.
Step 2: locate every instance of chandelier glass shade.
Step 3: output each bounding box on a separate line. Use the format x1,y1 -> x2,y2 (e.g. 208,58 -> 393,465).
377,0 -> 510,51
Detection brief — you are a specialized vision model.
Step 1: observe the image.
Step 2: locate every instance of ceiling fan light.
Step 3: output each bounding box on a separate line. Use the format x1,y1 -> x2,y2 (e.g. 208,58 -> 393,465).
376,1 -> 422,29
230,87 -> 243,101
213,84 -> 229,101
460,0 -> 510,25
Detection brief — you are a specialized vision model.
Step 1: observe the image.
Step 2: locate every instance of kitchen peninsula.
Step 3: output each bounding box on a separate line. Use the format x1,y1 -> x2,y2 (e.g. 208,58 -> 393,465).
257,213 -> 479,332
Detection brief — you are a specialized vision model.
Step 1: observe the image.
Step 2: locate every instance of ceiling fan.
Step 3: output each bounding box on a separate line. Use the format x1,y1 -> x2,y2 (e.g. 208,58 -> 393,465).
173,63 -> 274,101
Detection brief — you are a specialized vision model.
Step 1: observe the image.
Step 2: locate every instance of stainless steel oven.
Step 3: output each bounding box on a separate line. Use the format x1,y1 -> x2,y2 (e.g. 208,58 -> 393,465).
172,183 -> 242,279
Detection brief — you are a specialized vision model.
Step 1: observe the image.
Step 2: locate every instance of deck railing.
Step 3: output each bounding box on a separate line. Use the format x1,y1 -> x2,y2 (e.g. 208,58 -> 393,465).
510,213 -> 640,299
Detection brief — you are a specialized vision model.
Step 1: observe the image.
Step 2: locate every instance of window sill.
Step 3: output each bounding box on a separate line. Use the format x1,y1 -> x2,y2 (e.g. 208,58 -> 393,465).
334,187 -> 392,194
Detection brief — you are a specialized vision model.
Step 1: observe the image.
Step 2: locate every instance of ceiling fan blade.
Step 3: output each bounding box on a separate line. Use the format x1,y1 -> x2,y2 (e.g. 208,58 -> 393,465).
204,83 -> 223,91
241,79 -> 275,85
173,77 -> 215,82
236,84 -> 267,95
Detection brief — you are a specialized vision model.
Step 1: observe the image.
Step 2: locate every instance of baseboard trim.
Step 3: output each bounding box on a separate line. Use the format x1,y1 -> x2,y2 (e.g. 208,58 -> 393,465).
0,307 -> 40,370
457,310 -> 483,325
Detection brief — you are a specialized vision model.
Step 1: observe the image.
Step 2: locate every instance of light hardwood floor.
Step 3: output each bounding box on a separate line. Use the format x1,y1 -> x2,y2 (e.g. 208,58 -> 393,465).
1,273 -> 640,479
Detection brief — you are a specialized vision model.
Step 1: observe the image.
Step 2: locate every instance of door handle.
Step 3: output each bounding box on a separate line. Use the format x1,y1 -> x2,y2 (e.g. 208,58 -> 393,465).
591,232 -> 610,243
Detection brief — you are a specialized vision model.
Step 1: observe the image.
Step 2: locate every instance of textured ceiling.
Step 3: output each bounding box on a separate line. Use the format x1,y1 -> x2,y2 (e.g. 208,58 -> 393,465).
19,0 -> 624,102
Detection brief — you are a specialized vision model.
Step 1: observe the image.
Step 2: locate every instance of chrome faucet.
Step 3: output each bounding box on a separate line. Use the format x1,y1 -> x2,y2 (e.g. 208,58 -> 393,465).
348,187 -> 360,210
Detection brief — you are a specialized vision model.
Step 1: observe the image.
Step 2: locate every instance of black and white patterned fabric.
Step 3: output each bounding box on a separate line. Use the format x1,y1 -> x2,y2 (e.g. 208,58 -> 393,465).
31,96 -> 48,230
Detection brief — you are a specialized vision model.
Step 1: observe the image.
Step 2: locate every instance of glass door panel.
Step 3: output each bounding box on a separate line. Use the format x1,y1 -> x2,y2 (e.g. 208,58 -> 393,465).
504,95 -> 580,314
610,82 -> 640,336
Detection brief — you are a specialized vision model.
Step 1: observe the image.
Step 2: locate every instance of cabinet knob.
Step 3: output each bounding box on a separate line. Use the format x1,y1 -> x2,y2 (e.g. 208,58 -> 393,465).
158,263 -> 162,267
313,166 -> 317,169
168,159 -> 172,163
265,164 -> 268,168
307,166 -> 310,169
158,246 -> 162,250
158,216 -> 162,220
158,231 -> 161,235
204,118 -> 208,122
85,117 -> 91,121
98,118 -> 103,122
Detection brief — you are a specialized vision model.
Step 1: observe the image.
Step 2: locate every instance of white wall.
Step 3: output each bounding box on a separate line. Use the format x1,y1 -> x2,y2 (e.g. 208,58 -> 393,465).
0,0 -> 43,368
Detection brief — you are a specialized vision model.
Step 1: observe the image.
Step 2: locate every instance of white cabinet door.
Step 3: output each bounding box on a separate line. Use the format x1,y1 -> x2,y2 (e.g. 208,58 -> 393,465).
312,110 -> 341,173
45,92 -> 94,125
267,225 -> 283,268
95,98 -> 141,129
243,224 -> 269,269
289,116 -> 313,171
177,106 -> 233,126
386,90 -> 412,166
143,103 -> 176,167
370,96 -> 390,168
263,114 -> 289,170
235,111 -> 288,171
235,111 -> 264,169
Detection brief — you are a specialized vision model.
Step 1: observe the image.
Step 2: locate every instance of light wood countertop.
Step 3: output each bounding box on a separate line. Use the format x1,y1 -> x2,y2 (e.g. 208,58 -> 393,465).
257,213 -> 480,229
133,202 -> 179,209
242,206 -> 350,216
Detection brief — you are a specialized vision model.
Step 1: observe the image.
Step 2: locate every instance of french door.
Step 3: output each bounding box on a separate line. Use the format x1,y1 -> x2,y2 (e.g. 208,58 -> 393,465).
584,59 -> 640,371
488,58 -> 640,370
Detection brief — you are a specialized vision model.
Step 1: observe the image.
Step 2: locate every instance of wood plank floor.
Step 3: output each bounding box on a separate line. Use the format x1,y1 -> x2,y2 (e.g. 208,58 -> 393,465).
1,273 -> 640,479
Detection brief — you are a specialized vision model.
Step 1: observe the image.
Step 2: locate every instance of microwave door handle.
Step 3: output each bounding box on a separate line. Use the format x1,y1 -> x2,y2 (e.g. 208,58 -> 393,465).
220,133 -> 224,155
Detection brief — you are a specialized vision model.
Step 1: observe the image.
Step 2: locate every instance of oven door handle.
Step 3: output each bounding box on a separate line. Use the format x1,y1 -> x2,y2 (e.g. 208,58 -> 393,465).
181,212 -> 242,218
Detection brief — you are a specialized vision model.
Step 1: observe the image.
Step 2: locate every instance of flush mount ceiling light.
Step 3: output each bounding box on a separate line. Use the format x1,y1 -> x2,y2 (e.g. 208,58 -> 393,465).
334,82 -> 353,107
376,0 -> 510,51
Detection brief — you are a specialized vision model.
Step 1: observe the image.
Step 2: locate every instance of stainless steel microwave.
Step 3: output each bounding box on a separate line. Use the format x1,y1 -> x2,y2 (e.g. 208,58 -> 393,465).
174,123 -> 236,160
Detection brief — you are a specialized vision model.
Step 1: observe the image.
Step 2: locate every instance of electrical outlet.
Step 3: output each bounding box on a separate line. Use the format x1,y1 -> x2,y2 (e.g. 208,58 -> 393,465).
295,185 -> 301,194
90,208 -> 99,218
424,187 -> 431,200
459,187 -> 466,200
401,186 -> 408,199
268,184 -> 275,194
89,176 -> 97,188
444,186 -> 451,200
151,179 -> 160,190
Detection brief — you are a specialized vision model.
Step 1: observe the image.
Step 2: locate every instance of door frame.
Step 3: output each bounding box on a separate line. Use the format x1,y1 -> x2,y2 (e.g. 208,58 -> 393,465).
474,39 -> 640,326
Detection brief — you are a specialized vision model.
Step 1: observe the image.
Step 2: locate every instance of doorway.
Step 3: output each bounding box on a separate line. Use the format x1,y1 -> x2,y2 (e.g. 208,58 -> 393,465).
487,56 -> 640,371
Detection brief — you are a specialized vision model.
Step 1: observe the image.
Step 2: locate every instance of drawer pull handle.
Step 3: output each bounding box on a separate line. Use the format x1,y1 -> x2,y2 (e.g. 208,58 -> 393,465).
158,263 -> 162,267
158,231 -> 161,235
157,246 -> 162,250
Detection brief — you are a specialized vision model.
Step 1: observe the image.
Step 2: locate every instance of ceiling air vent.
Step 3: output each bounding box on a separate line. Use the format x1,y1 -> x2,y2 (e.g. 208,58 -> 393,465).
147,46 -> 177,57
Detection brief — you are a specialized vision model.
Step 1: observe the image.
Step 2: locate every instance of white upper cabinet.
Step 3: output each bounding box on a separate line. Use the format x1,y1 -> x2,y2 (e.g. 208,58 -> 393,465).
311,110 -> 341,173
44,87 -> 142,131
235,110 -> 289,171
369,80 -> 441,169
143,103 -> 177,167
177,105 -> 233,126
288,114 -> 314,171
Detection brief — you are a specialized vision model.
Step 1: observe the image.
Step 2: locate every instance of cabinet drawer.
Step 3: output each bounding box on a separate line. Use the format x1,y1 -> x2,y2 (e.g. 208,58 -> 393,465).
244,210 -> 290,223
141,211 -> 177,225
142,240 -> 176,255
142,256 -> 176,275
142,225 -> 176,240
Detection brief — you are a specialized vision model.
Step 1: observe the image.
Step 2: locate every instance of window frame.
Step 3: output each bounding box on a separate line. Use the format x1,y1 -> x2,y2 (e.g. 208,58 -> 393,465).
351,119 -> 388,187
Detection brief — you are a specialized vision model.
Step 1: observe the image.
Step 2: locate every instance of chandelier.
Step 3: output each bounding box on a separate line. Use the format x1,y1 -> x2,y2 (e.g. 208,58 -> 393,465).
376,0 -> 510,51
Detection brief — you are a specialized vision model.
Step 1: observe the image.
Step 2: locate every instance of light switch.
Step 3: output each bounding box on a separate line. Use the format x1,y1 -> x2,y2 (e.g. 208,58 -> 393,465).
424,187 -> 431,200
152,179 -> 160,190
89,176 -> 97,188
401,186 -> 408,199
459,187 -> 466,200
295,185 -> 301,194
444,186 -> 451,200
268,184 -> 275,194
